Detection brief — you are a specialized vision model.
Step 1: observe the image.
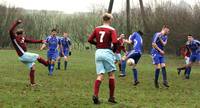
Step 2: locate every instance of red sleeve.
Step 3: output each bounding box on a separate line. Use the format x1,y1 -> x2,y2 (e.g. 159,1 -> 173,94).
25,37 -> 43,43
88,29 -> 97,45
111,30 -> 117,44
9,21 -> 18,39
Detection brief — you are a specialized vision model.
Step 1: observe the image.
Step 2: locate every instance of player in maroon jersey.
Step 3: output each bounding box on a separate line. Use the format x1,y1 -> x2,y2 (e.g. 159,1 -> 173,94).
115,34 -> 127,77
88,13 -> 118,104
9,20 -> 48,86
177,43 -> 191,75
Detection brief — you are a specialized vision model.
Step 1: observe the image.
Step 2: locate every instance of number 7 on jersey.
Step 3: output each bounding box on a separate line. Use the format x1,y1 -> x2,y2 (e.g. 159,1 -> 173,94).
99,31 -> 105,43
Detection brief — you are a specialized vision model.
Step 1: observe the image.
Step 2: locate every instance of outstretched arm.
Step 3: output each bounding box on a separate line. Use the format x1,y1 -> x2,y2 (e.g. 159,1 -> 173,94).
9,20 -> 22,39
25,37 -> 45,43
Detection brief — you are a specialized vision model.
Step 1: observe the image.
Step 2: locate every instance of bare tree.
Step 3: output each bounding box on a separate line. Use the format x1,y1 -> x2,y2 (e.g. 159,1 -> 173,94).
139,0 -> 149,33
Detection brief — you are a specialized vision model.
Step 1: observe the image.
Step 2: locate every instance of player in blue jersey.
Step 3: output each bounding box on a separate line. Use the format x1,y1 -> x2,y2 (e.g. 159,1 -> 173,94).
40,29 -> 61,76
57,32 -> 72,70
184,35 -> 200,79
120,31 -> 143,86
151,25 -> 170,88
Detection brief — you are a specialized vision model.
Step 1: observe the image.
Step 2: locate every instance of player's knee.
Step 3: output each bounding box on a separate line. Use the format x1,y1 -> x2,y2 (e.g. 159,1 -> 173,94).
155,64 -> 161,69
97,74 -> 104,81
161,63 -> 166,67
108,72 -> 115,79
31,65 -> 35,70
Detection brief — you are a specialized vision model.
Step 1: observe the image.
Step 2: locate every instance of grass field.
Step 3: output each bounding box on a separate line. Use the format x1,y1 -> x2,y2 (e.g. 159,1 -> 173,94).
0,50 -> 199,108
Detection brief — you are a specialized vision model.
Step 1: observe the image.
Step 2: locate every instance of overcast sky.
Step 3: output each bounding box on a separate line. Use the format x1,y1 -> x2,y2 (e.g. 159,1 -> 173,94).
0,0 -> 197,13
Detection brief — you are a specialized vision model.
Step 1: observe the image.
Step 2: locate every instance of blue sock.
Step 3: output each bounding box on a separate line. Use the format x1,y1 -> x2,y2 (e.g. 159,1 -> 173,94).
64,61 -> 68,70
121,60 -> 126,75
49,64 -> 54,75
57,61 -> 60,69
162,67 -> 167,82
185,67 -> 191,76
155,69 -> 160,82
132,69 -> 138,81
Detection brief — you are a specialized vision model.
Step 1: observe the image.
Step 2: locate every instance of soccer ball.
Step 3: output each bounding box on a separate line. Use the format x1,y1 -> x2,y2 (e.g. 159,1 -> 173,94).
127,58 -> 135,66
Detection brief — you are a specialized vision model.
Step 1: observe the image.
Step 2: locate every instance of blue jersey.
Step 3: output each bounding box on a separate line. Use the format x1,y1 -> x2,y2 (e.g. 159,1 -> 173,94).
60,37 -> 71,51
46,36 -> 60,52
187,40 -> 200,55
151,32 -> 168,54
129,32 -> 143,54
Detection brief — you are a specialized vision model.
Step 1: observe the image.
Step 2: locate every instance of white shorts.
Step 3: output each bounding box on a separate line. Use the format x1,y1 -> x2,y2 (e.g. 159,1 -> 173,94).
115,53 -> 121,61
185,56 -> 190,65
95,49 -> 116,74
19,52 -> 39,69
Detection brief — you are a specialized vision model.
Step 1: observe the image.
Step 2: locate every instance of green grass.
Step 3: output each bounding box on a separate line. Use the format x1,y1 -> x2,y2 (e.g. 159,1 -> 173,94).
0,50 -> 199,108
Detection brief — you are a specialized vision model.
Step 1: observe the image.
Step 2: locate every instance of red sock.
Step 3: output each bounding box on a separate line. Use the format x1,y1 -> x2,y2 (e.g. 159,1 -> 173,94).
109,79 -> 115,98
30,68 -> 35,84
37,57 -> 48,66
94,80 -> 101,97
118,63 -> 121,71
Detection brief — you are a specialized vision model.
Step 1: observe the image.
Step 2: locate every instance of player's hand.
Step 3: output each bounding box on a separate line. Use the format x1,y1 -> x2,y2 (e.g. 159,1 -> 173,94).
42,40 -> 46,43
160,50 -> 165,55
17,20 -> 22,24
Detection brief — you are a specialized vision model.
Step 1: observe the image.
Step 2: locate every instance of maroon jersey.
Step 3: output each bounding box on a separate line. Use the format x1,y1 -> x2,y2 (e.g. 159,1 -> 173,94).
184,46 -> 191,57
9,21 -> 43,56
116,39 -> 126,53
88,25 -> 117,49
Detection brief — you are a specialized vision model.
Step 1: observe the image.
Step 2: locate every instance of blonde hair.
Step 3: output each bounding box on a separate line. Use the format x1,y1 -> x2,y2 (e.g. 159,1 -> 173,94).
102,13 -> 113,21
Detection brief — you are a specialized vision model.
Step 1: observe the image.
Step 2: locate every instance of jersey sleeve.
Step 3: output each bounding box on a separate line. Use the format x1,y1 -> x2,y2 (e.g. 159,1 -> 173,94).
25,36 -> 43,43
129,33 -> 136,43
9,21 -> 19,39
88,29 -> 97,45
111,30 -> 117,44
152,33 -> 159,43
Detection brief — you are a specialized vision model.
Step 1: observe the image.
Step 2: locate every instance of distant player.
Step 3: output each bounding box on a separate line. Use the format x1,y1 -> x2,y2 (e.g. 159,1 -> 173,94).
151,25 -> 170,88
40,29 -> 61,76
88,13 -> 118,104
57,32 -> 72,70
120,31 -> 143,86
177,38 -> 191,75
115,34 -> 127,76
184,35 -> 200,79
9,20 -> 48,86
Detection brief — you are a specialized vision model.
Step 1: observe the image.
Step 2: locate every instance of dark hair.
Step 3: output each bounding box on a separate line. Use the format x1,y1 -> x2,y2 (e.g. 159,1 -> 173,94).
137,30 -> 143,36
188,34 -> 192,36
16,29 -> 24,35
51,29 -> 57,32
162,25 -> 170,29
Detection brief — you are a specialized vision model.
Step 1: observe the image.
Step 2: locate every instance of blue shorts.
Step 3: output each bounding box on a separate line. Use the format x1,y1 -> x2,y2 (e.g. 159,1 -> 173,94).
59,50 -> 69,57
95,49 -> 116,74
126,51 -> 141,64
189,54 -> 200,62
47,50 -> 58,61
152,53 -> 165,65
19,52 -> 39,69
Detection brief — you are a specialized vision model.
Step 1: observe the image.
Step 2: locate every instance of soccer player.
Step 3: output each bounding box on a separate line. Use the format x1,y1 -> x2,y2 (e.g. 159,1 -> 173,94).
40,29 -> 61,76
184,35 -> 200,79
115,34 -> 127,76
9,20 -> 48,86
151,25 -> 170,88
57,32 -> 72,70
177,40 -> 191,75
88,13 -> 118,104
120,31 -> 143,86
